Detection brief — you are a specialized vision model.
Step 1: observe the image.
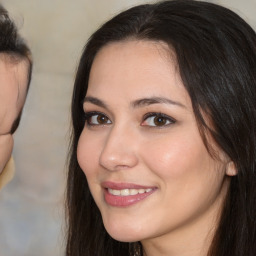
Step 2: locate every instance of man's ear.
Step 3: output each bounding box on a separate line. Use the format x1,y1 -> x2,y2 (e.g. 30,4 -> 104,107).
225,161 -> 237,176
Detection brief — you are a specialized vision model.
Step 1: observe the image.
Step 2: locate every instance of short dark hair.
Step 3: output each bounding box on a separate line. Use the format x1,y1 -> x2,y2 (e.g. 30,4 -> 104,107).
66,1 -> 256,255
0,4 -> 33,133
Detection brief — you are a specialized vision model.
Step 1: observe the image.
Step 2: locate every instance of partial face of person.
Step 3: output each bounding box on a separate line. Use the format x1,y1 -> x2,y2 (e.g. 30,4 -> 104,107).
77,40 -> 233,247
0,56 -> 29,173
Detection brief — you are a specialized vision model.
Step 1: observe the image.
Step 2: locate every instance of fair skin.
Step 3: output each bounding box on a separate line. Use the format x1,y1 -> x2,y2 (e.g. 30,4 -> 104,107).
0,54 -> 29,174
77,40 -> 234,256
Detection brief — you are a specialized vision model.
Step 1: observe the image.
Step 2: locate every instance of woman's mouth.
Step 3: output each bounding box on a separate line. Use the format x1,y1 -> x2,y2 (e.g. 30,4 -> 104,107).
102,182 -> 156,207
108,188 -> 153,196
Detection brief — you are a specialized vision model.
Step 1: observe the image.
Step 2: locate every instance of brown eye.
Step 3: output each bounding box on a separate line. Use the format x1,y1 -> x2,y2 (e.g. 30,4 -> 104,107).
86,113 -> 111,126
96,114 -> 109,124
141,113 -> 175,127
153,116 -> 168,126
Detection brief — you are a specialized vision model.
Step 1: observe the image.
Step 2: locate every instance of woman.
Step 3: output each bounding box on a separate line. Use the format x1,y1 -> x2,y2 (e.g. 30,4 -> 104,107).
66,1 -> 256,255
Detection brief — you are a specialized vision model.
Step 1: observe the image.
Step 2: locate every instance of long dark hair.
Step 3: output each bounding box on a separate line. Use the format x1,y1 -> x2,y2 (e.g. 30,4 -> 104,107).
66,1 -> 256,255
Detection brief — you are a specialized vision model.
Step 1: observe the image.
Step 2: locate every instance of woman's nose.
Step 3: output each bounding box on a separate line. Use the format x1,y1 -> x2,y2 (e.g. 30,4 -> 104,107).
99,125 -> 139,172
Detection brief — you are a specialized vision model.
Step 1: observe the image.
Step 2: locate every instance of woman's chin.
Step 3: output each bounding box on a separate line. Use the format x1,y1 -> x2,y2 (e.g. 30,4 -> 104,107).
103,221 -> 145,242
108,232 -> 140,243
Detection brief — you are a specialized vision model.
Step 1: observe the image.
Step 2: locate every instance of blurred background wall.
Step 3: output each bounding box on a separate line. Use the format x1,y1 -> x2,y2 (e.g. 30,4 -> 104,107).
0,0 -> 255,255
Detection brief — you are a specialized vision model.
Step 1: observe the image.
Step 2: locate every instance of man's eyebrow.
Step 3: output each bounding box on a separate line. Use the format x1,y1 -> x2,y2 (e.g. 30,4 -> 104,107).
83,96 -> 108,109
131,97 -> 186,108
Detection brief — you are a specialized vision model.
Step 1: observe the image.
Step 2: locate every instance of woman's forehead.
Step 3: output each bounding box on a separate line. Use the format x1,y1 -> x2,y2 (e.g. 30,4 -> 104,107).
88,40 -> 181,91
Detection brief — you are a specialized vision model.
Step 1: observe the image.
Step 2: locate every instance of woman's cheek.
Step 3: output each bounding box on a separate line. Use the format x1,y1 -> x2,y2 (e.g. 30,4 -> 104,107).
140,129 -> 207,182
140,135 -> 188,177
77,131 -> 102,176
77,132 -> 93,175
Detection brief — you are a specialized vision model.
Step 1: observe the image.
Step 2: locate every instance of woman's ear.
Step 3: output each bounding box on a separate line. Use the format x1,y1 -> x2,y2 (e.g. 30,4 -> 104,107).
225,161 -> 237,176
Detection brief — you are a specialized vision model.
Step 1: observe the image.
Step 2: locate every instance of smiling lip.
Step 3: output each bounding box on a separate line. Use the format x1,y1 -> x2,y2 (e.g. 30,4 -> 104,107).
102,181 -> 157,207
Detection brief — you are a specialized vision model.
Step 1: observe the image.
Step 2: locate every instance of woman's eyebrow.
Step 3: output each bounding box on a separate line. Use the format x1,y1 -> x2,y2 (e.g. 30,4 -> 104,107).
83,96 -> 108,109
83,96 -> 186,109
131,97 -> 186,108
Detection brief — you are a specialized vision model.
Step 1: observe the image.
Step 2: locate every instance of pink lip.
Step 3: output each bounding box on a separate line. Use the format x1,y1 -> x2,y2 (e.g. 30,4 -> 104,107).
102,181 -> 157,207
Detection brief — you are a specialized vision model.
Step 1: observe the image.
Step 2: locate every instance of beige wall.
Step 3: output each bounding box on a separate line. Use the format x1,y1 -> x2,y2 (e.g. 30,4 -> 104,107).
0,1 -> 255,255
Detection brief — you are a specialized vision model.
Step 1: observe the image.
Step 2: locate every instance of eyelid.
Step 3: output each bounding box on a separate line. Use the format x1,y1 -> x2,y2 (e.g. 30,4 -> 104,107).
142,112 -> 176,127
84,111 -> 111,126
84,111 -> 102,118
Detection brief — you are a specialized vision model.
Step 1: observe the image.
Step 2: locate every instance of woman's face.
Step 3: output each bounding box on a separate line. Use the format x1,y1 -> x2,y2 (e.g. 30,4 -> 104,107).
77,40 -> 231,247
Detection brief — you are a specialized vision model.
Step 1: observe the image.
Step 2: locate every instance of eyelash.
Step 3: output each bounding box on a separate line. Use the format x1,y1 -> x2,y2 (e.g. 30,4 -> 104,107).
83,111 -> 176,128
84,111 -> 111,126
142,112 -> 176,127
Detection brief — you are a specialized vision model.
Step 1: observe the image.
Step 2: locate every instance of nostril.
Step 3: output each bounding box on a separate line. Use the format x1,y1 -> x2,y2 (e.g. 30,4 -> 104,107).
99,150 -> 138,171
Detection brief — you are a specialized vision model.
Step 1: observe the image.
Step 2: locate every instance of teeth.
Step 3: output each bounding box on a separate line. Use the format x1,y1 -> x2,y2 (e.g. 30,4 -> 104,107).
130,189 -> 138,195
120,189 -> 129,196
108,189 -> 120,196
108,188 -> 152,196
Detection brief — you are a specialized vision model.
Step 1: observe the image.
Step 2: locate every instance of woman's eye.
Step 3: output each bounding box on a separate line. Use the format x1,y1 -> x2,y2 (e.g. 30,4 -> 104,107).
85,112 -> 111,126
141,113 -> 175,127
